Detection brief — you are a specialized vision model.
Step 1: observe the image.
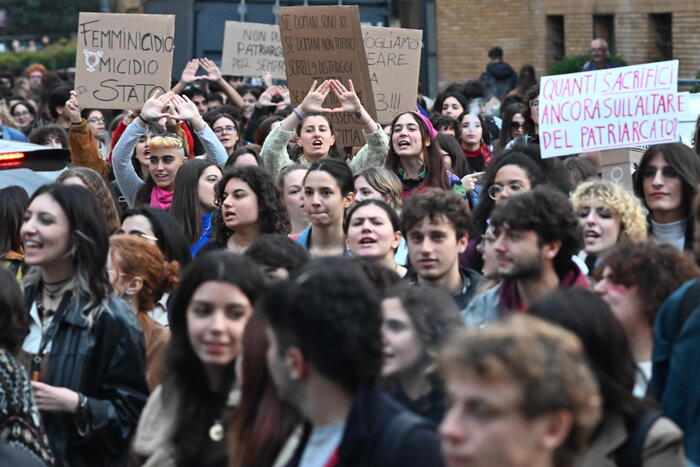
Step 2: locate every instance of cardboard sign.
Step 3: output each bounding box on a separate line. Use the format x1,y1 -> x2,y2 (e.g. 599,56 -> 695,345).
220,21 -> 286,80
600,148 -> 644,193
75,12 -> 175,110
363,26 -> 422,124
539,60 -> 688,158
278,5 -> 376,147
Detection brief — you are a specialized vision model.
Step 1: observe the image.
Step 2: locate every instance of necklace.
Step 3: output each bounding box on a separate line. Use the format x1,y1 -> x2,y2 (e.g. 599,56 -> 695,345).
209,419 -> 224,442
42,278 -> 71,299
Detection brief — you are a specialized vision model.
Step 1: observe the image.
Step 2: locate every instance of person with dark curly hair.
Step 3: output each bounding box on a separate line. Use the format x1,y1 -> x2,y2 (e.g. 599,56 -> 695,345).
464,186 -> 587,326
210,165 -> 290,253
593,241 -> 699,395
244,233 -> 310,282
430,113 -> 460,136
259,257 -> 445,467
402,188 -> 484,311
28,124 -> 67,148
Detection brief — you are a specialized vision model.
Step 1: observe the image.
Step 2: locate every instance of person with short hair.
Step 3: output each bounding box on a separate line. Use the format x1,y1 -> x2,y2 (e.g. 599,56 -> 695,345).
439,314 -> 601,467
245,233 -> 310,282
259,257 -> 445,467
402,189 -> 484,311
463,186 -> 587,326
479,46 -> 518,100
582,38 -> 617,71
430,114 -> 460,136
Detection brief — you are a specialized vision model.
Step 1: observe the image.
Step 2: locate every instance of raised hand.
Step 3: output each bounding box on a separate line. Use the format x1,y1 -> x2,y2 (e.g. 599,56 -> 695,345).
328,79 -> 362,113
63,90 -> 82,124
200,58 -> 222,82
278,85 -> 291,106
140,90 -> 176,123
257,85 -> 278,107
298,80 -> 333,114
180,59 -> 200,84
170,94 -> 200,122
261,71 -> 273,88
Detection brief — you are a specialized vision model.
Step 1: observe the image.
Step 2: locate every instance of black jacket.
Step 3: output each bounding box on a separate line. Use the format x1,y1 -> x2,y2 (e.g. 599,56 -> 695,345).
25,285 -> 149,467
286,386 -> 444,467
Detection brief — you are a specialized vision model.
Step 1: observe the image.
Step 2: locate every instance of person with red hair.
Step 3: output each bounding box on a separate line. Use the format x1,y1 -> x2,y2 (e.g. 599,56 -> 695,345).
107,234 -> 179,390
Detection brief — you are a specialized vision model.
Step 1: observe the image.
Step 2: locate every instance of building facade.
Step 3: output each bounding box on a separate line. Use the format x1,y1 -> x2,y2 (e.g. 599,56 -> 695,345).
435,0 -> 700,90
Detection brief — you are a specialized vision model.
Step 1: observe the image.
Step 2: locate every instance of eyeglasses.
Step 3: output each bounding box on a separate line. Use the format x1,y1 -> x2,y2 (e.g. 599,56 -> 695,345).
116,229 -> 159,241
213,125 -> 237,135
13,110 -> 31,117
529,99 -> 539,108
510,122 -> 527,130
87,117 -> 105,124
640,165 -> 679,179
488,182 -> 526,200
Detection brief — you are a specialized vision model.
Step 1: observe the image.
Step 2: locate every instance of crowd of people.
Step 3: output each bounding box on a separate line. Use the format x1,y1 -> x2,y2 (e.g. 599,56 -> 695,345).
1,37 -> 700,467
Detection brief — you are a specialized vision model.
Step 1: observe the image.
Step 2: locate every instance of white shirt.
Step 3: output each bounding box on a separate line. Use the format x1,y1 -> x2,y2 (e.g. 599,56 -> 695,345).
299,421 -> 346,467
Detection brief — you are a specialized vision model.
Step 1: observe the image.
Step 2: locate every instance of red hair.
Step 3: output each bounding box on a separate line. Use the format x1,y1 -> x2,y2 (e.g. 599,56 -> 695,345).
109,234 -> 179,314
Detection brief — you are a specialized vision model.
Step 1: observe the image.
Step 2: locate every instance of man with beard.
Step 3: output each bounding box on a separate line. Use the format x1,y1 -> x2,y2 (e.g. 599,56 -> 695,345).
463,186 -> 588,326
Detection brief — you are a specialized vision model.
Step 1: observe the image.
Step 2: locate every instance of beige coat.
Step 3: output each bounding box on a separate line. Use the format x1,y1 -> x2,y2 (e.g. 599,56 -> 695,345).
579,413 -> 684,467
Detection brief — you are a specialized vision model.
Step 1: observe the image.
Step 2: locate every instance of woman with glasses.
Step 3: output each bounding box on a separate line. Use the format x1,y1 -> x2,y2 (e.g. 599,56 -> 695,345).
203,111 -> 242,157
18,184 -> 149,466
112,91 -> 227,210
632,143 -> 700,251
80,108 -> 108,159
10,100 -> 37,135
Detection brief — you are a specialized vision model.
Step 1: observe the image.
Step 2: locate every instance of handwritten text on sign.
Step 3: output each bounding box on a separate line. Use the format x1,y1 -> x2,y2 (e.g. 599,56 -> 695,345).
363,26 -> 422,124
75,12 -> 175,110
221,22 -> 285,80
279,5 -> 376,147
539,60 -> 687,158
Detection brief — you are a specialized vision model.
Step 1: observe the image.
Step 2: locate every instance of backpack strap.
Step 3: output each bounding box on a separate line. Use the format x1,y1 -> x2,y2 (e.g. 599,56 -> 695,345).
374,411 -> 434,467
615,410 -> 662,467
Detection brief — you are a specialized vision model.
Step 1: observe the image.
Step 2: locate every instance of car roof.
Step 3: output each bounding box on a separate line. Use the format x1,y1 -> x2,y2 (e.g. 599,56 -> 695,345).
0,140 -> 70,194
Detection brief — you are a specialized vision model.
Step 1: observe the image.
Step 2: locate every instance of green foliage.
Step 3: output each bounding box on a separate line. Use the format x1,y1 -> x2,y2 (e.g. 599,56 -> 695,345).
691,70 -> 700,94
0,40 -> 77,74
2,0 -> 100,36
548,54 -> 628,75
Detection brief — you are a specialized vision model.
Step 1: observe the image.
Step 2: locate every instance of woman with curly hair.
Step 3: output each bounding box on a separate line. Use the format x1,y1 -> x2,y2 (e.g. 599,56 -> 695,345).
571,180 -> 648,272
56,166 -> 121,235
381,283 -> 464,423
211,166 -> 290,253
594,241 -> 700,396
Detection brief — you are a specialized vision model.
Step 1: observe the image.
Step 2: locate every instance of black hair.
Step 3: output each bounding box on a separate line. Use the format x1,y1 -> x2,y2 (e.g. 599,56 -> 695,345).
490,186 -> 583,277
206,93 -> 224,104
48,86 -> 71,119
0,185 -> 29,254
304,158 -> 355,196
344,199 -> 401,234
430,113 -> 460,135
225,145 -> 262,170
457,111 -> 491,147
202,110 -> 243,153
245,233 -> 310,275
461,80 -> 486,102
166,251 -> 265,466
294,112 -> 343,160
170,158 -> 221,244
121,206 -> 191,267
499,102 -> 527,148
257,257 -> 383,393
633,143 -> 700,250
10,100 -> 36,119
436,132 -> 470,178
530,288 -> 649,430
433,92 -> 468,115
488,46 -> 504,60
213,166 -> 291,246
472,151 -> 546,234
181,85 -> 206,100
28,124 -> 68,149
0,267 -> 29,353
353,258 -> 402,291
255,114 -> 284,146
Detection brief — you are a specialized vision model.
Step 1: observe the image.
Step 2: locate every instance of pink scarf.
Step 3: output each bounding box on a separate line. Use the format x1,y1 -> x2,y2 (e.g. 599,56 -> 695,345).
150,185 -> 173,210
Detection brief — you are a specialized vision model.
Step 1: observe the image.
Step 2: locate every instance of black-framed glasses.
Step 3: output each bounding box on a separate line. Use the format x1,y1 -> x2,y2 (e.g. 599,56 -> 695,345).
213,125 -> 237,135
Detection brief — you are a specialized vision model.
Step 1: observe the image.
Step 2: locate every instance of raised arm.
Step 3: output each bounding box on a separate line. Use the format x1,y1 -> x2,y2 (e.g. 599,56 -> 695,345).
170,93 -> 228,168
199,58 -> 245,109
65,91 -> 109,177
170,59 -> 200,96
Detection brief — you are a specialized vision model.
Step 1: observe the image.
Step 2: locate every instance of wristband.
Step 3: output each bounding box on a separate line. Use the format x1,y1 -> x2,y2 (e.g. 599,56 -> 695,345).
138,114 -> 150,125
293,107 -> 304,120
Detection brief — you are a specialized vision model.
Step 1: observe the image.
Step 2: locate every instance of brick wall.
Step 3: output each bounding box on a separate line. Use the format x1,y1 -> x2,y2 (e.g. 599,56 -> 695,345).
435,0 -> 700,94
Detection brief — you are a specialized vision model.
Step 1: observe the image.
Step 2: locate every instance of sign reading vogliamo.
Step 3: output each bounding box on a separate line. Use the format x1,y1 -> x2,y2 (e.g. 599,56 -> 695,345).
75,12 -> 175,109
539,60 -> 688,158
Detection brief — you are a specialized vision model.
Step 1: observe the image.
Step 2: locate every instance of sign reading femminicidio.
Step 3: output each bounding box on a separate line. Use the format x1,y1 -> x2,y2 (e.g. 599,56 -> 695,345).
75,12 -> 175,109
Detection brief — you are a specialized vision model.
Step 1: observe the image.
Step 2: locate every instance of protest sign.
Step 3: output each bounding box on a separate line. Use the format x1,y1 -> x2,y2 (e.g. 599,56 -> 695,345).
221,21 -> 286,80
75,12 -> 175,110
278,5 -> 376,147
362,26 -> 422,124
539,60 -> 688,158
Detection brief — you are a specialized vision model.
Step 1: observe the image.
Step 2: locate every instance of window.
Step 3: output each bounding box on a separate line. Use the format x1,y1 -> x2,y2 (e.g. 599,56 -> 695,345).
546,15 -> 565,69
593,14 -> 615,54
649,13 -> 672,61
